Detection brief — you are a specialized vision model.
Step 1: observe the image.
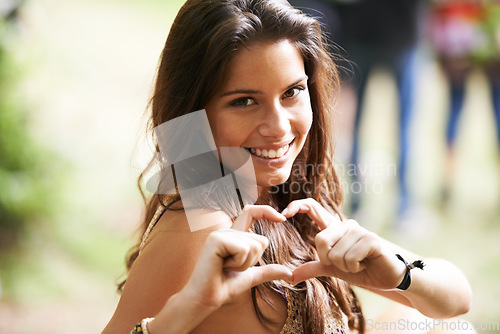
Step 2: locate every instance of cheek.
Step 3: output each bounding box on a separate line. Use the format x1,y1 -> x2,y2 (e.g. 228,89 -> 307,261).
295,90 -> 313,134
209,115 -> 246,147
296,103 -> 313,138
304,110 -> 313,134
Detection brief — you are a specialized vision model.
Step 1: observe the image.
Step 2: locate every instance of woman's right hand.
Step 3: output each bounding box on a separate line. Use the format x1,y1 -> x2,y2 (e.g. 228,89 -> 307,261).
148,205 -> 292,334
183,205 -> 292,309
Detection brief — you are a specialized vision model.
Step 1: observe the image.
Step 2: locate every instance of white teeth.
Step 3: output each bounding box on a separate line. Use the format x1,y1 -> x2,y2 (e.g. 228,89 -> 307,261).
248,143 -> 291,159
276,147 -> 284,158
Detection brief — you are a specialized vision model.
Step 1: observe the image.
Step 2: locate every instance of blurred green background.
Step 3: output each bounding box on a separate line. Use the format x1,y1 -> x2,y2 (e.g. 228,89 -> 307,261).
0,0 -> 499,333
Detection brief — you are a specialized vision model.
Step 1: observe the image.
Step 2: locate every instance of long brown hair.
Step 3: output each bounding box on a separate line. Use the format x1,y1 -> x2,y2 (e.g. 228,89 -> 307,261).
121,1 -> 364,333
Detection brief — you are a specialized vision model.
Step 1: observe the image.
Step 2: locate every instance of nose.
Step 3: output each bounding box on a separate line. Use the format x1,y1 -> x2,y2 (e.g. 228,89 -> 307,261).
257,101 -> 292,138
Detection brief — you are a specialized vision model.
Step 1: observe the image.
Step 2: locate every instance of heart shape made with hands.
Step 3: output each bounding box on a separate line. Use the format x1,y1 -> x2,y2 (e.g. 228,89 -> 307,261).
232,201 -> 405,290
280,201 -> 355,286
280,199 -> 406,290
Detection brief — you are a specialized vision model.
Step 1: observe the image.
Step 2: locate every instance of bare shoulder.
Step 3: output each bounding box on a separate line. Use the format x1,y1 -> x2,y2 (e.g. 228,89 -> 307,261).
103,208 -> 232,333
134,207 -> 233,294
149,206 -> 234,234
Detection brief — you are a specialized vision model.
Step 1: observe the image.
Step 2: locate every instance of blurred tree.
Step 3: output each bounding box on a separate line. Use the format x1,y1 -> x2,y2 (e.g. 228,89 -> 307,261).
0,4 -> 57,252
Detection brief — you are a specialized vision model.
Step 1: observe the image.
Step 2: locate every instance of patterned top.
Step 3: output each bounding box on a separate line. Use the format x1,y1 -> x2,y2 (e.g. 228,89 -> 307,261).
279,288 -> 348,334
141,204 -> 349,333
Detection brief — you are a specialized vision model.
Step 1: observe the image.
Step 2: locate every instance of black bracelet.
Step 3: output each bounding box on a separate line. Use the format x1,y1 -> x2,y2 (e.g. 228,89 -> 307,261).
395,254 -> 425,290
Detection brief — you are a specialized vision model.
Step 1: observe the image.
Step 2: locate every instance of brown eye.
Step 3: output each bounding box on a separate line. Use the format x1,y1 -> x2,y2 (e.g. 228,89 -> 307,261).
231,97 -> 256,107
283,87 -> 304,99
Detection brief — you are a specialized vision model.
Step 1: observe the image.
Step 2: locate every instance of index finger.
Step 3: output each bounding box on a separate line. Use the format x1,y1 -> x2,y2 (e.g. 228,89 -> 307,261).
281,198 -> 341,231
232,205 -> 287,232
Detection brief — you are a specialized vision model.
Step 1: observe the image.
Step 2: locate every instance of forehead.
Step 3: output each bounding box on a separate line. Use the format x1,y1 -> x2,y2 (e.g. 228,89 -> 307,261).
221,40 -> 305,90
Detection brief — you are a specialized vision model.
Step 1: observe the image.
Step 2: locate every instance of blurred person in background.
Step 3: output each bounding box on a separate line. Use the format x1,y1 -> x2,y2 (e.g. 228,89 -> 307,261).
428,0 -> 500,201
290,0 -> 426,221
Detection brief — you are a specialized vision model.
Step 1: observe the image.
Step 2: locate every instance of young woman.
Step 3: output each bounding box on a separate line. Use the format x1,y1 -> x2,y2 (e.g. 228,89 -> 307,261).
102,1 -> 472,333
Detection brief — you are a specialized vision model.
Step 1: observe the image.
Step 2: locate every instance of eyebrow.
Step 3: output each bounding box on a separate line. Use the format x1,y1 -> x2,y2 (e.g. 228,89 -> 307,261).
220,75 -> 308,97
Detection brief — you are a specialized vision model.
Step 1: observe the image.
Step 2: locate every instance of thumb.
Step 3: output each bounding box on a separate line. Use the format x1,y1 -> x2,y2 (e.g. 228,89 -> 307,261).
292,261 -> 330,285
247,264 -> 293,287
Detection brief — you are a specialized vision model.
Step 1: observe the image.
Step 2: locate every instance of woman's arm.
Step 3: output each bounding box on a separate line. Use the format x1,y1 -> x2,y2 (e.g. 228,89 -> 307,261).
146,289 -> 215,334
102,209 -> 227,334
149,214 -> 293,333
367,239 -> 472,318
103,205 -> 292,334
282,199 -> 472,319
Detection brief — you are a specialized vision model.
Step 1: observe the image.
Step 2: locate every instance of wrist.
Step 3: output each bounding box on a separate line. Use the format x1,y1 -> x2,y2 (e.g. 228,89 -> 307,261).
148,290 -> 218,334
395,254 -> 425,291
380,254 -> 425,292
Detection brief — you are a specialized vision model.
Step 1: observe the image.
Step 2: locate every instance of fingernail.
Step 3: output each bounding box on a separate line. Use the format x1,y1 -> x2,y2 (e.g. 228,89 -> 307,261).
282,208 -> 288,216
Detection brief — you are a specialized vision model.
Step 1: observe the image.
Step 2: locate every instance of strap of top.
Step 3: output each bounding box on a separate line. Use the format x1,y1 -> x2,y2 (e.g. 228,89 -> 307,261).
139,196 -> 180,252
139,205 -> 166,251
278,288 -> 349,334
278,288 -> 305,334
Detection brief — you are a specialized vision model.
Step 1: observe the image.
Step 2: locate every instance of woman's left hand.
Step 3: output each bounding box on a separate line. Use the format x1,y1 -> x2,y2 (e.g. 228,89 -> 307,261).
282,198 -> 406,290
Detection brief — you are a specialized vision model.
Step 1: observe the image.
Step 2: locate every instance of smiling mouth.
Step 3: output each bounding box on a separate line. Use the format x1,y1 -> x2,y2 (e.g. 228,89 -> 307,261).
245,140 -> 294,159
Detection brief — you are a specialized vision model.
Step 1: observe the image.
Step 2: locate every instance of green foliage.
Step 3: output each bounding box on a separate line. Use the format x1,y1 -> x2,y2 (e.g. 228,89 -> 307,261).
470,3 -> 500,64
0,21 -> 59,251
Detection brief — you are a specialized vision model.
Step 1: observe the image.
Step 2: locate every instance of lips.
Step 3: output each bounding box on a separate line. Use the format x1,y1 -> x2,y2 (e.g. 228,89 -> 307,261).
245,140 -> 294,159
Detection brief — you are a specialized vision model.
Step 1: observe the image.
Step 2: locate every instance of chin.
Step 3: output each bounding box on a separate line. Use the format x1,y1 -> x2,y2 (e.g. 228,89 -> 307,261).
256,171 -> 291,188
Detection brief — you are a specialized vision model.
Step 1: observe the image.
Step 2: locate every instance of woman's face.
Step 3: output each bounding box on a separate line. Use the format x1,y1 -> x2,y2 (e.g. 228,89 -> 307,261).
205,40 -> 313,187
